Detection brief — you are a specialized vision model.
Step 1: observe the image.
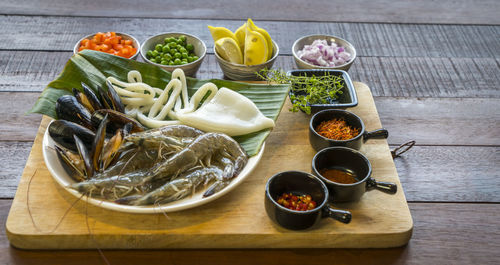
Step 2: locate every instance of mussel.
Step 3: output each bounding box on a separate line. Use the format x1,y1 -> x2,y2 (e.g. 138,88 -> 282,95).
55,95 -> 94,130
73,82 -> 104,113
48,120 -> 95,152
74,135 -> 94,179
54,145 -> 86,182
92,114 -> 109,171
106,80 -> 125,113
97,83 -> 125,113
91,109 -> 145,135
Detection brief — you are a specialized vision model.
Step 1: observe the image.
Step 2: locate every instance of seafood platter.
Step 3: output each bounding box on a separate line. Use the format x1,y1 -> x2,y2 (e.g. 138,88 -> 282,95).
6,22 -> 413,249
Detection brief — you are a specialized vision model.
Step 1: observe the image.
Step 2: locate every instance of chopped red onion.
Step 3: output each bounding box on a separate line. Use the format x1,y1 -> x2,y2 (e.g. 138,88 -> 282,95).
297,39 -> 351,67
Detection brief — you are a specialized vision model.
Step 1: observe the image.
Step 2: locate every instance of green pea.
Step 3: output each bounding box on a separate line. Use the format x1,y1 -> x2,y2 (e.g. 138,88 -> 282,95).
146,50 -> 154,58
161,60 -> 168,65
181,59 -> 188,64
174,52 -> 181,59
187,56 -> 194,63
181,52 -> 188,59
168,42 -> 177,48
192,56 -> 199,61
149,58 -> 157,63
179,35 -> 186,42
174,58 -> 181,65
176,39 -> 184,45
152,50 -> 159,57
169,61 -> 175,65
155,44 -> 163,52
163,53 -> 172,60
186,44 -> 194,51
179,47 -> 187,53
169,37 -> 176,43
162,46 -> 170,53
155,56 -> 161,61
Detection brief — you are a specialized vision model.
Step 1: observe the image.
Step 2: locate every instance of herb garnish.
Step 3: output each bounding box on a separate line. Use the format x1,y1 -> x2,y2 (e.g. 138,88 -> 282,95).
257,69 -> 344,114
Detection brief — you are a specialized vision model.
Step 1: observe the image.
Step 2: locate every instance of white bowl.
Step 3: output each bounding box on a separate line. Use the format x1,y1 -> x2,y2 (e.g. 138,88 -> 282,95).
214,40 -> 279,81
73,32 -> 140,60
140,32 -> 207,77
292,34 -> 356,71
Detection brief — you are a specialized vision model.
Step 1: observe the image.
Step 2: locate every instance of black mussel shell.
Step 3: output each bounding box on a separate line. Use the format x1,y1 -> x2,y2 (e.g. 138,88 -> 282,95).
74,135 -> 94,179
49,120 -> 95,152
106,80 -> 125,113
97,85 -> 114,110
73,88 -> 95,113
91,109 -> 145,135
55,95 -> 94,130
54,145 -> 86,182
92,114 -> 108,172
79,82 -> 104,112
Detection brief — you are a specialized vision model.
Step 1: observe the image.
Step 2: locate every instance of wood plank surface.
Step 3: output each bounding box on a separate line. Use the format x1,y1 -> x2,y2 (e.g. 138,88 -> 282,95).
0,0 -> 499,262
1,200 -> 499,265
5,83 -> 413,249
1,16 -> 500,58
1,0 -> 499,25
1,52 -> 500,99
2,91 -> 498,145
0,142 -> 33,199
2,140 -> 498,203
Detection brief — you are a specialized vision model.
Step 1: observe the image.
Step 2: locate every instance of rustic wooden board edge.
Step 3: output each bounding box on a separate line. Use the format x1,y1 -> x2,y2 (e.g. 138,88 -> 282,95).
5,82 -> 414,249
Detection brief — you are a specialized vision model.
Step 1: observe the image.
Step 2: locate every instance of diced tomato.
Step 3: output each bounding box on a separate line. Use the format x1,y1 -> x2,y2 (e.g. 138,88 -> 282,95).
276,192 -> 317,211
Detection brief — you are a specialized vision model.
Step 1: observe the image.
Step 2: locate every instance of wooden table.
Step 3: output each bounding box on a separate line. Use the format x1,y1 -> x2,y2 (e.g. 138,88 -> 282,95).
0,0 -> 499,264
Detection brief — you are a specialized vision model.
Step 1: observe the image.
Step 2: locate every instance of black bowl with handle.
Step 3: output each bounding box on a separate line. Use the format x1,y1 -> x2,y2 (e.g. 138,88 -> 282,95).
312,147 -> 397,202
265,171 -> 351,230
309,109 -> 388,151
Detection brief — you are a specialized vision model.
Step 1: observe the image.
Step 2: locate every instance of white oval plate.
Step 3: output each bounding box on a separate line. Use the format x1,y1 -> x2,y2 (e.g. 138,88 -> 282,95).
42,123 -> 264,214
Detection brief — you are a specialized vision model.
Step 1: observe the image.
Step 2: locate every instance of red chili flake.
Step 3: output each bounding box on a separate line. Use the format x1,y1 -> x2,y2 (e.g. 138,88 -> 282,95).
315,118 -> 360,140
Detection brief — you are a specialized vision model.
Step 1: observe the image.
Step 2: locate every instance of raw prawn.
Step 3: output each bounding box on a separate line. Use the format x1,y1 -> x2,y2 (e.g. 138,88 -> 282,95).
116,166 -> 223,205
149,132 -> 248,182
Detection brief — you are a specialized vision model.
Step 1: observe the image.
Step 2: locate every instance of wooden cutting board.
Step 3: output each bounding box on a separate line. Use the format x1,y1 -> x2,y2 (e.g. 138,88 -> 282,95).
6,82 -> 413,249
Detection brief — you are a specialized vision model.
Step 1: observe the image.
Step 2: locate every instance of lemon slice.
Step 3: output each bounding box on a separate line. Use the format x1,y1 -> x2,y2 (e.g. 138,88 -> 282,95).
208,26 -> 239,44
246,19 -> 273,60
244,28 -> 268,65
215,37 -> 243,64
234,23 -> 247,51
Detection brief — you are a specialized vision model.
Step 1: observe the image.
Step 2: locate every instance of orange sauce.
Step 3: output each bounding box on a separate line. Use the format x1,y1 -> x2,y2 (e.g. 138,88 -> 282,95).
320,168 -> 357,184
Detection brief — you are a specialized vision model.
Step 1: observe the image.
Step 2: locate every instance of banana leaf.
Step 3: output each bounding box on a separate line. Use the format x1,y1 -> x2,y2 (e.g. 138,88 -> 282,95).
29,50 -> 290,156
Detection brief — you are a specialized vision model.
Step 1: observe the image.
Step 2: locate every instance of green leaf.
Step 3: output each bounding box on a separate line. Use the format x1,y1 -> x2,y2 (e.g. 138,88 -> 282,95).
29,50 -> 290,157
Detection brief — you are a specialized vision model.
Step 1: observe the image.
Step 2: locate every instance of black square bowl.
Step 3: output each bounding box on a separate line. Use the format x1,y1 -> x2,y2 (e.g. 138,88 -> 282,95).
286,69 -> 358,114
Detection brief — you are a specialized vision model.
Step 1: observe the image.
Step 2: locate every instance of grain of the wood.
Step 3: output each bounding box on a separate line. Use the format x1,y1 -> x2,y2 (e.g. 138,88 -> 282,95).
1,140 -> 498,202
1,52 -> 500,98
375,97 -> 500,146
392,146 -> 500,202
1,0 -> 499,25
0,142 -> 33,199
0,200 -> 498,265
5,83 -> 414,249
1,16 -> 500,58
0,200 -> 11,248
0,92 -> 41,141
1,91 -> 499,145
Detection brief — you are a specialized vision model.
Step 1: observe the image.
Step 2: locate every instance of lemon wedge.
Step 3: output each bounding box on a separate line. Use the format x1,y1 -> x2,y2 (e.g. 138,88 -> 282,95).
215,37 -> 243,64
246,19 -> 273,60
234,23 -> 247,51
207,26 -> 239,44
244,28 -> 268,65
